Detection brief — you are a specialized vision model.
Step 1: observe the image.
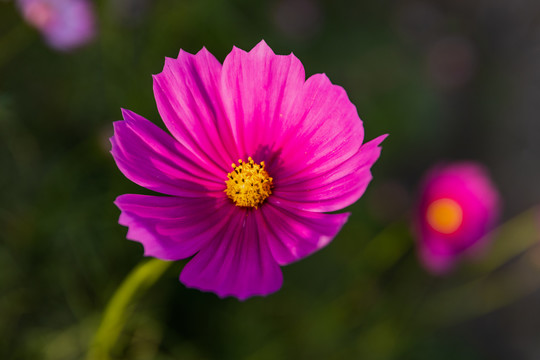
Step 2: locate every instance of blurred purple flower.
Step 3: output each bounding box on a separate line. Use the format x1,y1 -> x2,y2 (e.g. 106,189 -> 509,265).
414,162 -> 500,274
17,0 -> 96,51
111,41 -> 386,300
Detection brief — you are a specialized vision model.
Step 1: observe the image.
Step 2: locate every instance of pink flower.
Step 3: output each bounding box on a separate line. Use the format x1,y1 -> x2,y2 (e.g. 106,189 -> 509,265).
17,0 -> 96,51
414,162 -> 500,274
111,41 -> 386,299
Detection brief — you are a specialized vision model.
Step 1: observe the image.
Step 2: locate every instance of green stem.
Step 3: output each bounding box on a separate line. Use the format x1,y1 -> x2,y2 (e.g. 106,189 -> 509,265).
86,258 -> 172,360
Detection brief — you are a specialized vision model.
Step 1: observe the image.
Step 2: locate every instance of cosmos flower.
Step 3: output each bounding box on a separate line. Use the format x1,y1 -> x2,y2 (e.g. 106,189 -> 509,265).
17,0 -> 96,51
414,162 -> 500,274
111,41 -> 386,299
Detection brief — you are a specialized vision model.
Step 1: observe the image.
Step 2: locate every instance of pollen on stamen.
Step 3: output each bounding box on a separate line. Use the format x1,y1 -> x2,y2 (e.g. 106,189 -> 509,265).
225,157 -> 273,209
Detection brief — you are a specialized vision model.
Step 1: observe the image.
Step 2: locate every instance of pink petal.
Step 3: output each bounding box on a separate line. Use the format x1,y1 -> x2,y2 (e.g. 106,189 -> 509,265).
180,209 -> 283,300
220,42 -> 372,203
270,73 -> 366,181
115,194 -> 233,260
220,40 -> 306,162
153,47 -> 235,173
258,203 -> 350,265
418,243 -> 456,275
271,134 -> 387,212
111,109 -> 226,197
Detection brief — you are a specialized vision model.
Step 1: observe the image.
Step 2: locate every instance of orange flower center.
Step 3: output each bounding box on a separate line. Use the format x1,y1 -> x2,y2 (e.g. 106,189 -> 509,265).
426,198 -> 463,234
225,157 -> 273,209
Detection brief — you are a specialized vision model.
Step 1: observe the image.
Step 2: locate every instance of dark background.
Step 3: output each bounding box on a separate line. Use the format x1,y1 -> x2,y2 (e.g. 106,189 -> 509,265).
1,0 -> 540,359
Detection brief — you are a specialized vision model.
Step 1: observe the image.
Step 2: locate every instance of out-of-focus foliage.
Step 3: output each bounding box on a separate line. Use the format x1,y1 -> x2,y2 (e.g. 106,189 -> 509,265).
1,0 -> 540,359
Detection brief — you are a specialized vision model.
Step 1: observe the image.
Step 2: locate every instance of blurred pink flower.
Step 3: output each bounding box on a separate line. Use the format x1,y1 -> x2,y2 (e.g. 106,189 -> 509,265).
414,162 -> 500,274
111,41 -> 386,299
17,0 -> 96,51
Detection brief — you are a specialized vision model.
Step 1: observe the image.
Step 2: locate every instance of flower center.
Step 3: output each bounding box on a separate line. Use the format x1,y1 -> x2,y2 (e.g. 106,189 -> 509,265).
426,198 -> 463,234
225,157 -> 273,209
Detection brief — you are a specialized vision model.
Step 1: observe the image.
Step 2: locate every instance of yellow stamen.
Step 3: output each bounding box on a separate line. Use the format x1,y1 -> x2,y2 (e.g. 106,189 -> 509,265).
225,157 -> 273,209
426,198 -> 463,234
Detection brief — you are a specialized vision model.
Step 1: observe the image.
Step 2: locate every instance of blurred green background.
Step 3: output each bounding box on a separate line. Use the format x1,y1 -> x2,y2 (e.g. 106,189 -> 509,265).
1,0 -> 540,359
